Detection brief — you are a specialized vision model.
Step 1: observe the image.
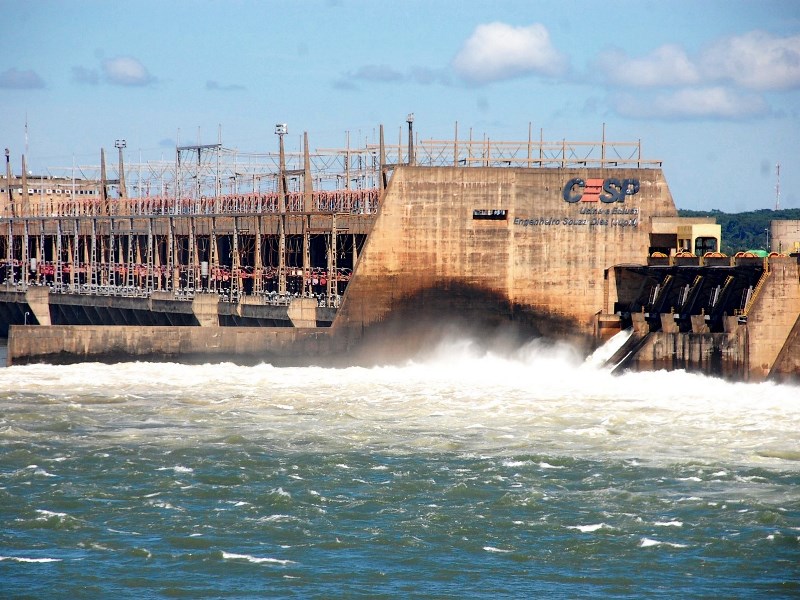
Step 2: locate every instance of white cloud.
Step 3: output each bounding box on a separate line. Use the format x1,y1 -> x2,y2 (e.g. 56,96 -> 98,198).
700,30 -> 800,91
452,22 -> 568,84
594,31 -> 800,92
594,44 -> 700,87
613,87 -> 770,120
0,68 -> 44,89
102,56 -> 155,86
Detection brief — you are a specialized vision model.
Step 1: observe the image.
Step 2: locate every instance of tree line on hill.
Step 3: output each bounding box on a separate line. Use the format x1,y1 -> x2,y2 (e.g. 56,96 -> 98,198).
677,208 -> 800,255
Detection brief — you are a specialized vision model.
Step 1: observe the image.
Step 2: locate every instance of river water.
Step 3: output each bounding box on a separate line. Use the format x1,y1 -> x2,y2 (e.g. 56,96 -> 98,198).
1,337 -> 798,598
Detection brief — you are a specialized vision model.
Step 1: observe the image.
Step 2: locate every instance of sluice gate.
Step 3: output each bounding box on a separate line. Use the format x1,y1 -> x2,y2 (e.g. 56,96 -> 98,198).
612,262 -> 765,334
602,256 -> 800,381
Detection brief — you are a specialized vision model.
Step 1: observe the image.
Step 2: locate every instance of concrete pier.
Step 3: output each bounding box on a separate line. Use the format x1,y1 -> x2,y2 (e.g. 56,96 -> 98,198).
8,325 -> 336,365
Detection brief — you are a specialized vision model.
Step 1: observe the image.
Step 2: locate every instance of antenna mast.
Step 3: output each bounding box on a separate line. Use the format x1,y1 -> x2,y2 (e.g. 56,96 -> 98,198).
24,114 -> 29,171
775,162 -> 781,211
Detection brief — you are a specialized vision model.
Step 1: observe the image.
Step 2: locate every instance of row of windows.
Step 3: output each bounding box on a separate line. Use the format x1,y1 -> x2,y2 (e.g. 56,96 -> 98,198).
0,188 -> 98,195
679,236 -> 719,255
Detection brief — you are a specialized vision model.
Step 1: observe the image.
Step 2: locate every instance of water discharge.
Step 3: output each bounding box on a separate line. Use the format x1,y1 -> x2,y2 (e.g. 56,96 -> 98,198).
1,337 -> 798,597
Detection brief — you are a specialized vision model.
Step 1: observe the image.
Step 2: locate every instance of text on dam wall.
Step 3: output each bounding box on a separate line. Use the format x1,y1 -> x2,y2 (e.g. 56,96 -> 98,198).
514,215 -> 639,228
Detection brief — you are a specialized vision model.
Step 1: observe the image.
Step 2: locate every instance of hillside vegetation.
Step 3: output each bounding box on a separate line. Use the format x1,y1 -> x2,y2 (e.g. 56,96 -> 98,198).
677,208 -> 800,255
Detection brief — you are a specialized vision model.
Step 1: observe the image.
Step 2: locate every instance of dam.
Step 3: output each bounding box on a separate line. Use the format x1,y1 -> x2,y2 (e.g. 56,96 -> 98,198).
2,123 -> 798,381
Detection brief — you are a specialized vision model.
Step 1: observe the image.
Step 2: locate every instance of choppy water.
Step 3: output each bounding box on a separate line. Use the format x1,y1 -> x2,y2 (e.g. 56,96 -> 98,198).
1,337 -> 798,598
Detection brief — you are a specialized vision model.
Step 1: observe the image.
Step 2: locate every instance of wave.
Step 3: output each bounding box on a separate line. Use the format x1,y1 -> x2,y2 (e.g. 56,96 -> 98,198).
0,336 -> 797,469
0,556 -> 62,563
220,551 -> 295,566
639,537 -> 689,549
566,523 -> 612,533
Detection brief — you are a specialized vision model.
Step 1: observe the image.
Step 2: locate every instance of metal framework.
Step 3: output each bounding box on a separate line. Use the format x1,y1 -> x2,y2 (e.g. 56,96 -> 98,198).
26,128 -> 659,214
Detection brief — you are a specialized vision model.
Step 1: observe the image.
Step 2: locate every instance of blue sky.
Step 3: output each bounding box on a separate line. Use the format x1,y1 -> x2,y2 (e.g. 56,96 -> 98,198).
1,0 -> 798,212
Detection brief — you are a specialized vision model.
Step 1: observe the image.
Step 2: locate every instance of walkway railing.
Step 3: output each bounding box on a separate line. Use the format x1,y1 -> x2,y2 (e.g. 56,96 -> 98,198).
1,189 -> 380,218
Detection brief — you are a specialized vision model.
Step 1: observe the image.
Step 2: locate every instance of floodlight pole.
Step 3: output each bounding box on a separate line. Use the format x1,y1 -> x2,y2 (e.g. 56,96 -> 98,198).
407,113 -> 415,166
275,123 -> 288,295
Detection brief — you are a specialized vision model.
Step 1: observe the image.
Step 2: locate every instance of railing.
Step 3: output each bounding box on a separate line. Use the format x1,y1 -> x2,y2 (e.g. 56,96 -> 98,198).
0,189 -> 381,219
742,269 -> 770,315
381,138 -> 662,169
2,270 -> 350,308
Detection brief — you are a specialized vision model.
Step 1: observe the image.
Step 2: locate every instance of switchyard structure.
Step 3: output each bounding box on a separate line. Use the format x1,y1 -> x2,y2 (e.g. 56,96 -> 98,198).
1,128 -> 387,324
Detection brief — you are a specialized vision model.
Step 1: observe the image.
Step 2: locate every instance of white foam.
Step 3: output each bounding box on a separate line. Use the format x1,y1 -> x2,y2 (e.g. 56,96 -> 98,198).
0,337 -> 798,470
147,500 -> 181,511
639,537 -> 688,548
584,327 -> 633,368
80,542 -> 111,551
539,462 -> 565,470
0,556 -> 62,563
156,465 -> 193,473
107,528 -> 141,535
35,509 -> 67,519
32,468 -> 57,477
221,551 -> 295,565
654,520 -> 683,527
483,546 -> 512,553
567,523 -> 610,533
257,514 -> 294,523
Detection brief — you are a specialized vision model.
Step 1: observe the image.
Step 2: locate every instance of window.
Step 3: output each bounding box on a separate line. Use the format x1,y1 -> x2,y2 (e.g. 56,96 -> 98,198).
694,237 -> 718,255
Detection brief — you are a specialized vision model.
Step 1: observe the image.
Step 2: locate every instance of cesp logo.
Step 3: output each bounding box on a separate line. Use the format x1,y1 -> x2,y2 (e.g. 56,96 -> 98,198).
562,178 -> 640,204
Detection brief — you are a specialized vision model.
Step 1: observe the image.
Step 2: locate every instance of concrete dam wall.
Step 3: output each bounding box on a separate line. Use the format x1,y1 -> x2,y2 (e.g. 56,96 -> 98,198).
333,166 -> 678,352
